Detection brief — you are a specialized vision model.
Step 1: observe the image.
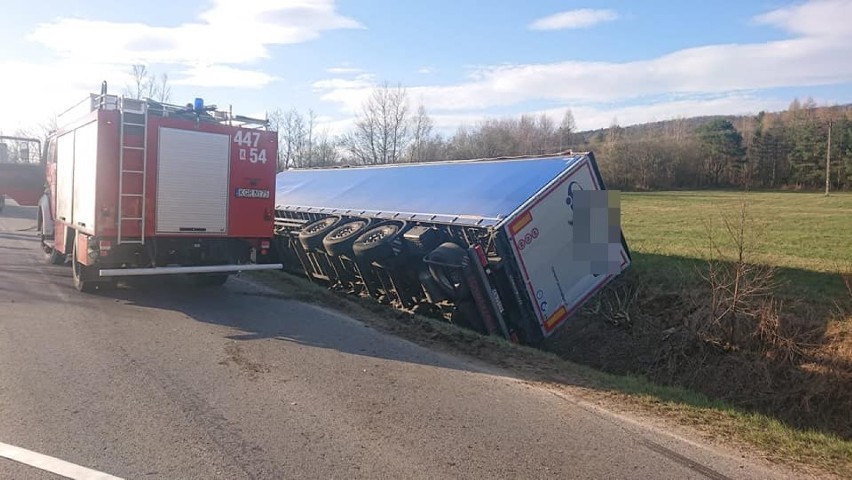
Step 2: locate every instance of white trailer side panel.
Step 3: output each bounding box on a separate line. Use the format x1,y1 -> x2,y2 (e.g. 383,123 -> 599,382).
156,127 -> 230,234
71,121 -> 98,232
56,131 -> 75,224
503,158 -> 630,337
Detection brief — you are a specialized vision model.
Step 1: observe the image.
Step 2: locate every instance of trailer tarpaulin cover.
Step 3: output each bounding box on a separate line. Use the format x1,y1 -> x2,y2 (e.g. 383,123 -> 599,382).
275,155 -> 585,226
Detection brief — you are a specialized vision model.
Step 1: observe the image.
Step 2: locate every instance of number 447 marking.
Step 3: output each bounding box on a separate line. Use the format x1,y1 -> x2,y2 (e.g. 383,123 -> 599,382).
234,130 -> 267,164
234,130 -> 260,147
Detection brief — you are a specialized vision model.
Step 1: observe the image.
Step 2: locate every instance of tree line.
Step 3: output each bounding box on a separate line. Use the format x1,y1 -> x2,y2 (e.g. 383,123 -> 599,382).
272,83 -> 577,171
275,85 -> 852,192
585,99 -> 852,191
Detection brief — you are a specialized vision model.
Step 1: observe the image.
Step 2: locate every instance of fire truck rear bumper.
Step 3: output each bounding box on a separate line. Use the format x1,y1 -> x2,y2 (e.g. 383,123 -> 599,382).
98,263 -> 283,277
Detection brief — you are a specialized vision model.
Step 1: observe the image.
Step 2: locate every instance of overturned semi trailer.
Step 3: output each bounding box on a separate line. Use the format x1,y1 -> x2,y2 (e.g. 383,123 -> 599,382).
274,152 -> 631,344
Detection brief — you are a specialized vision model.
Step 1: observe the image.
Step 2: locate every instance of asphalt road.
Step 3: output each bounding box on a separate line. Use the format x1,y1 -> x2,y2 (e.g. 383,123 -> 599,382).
0,203 -> 802,479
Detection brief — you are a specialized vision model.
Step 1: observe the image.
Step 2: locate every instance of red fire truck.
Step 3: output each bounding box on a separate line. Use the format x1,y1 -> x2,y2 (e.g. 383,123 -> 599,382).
37,84 -> 282,292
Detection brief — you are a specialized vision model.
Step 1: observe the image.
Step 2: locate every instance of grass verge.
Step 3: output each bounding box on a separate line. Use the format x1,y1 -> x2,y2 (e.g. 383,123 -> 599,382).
248,270 -> 852,478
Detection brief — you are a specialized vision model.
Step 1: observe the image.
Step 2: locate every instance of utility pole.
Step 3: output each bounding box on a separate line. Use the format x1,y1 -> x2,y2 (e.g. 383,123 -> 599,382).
825,119 -> 832,197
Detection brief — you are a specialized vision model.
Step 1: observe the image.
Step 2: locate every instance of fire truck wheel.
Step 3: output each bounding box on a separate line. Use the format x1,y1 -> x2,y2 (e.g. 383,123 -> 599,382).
42,237 -> 65,265
322,220 -> 369,257
71,252 -> 97,293
298,216 -> 340,252
38,208 -> 65,265
352,222 -> 404,262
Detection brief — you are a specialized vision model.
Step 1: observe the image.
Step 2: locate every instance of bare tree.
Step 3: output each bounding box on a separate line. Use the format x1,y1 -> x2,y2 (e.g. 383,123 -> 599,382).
345,83 -> 411,165
311,130 -> 341,167
408,104 -> 434,162
156,73 -> 171,103
125,65 -> 170,102
128,64 -> 149,100
558,109 -> 575,150
267,108 -> 287,171
269,108 -> 327,169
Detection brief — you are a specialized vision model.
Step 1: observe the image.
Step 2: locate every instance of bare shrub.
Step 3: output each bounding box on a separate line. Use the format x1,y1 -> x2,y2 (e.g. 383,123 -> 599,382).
595,283 -> 640,329
695,196 -> 787,351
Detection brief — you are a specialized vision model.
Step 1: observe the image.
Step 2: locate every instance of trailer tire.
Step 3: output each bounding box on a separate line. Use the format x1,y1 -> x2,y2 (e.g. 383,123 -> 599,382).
352,222 -> 404,262
299,216 -> 340,252
322,220 -> 369,257
424,242 -> 470,300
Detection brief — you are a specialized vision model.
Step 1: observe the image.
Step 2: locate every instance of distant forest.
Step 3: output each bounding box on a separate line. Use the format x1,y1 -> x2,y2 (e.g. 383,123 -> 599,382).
270,85 -> 851,192
573,99 -> 851,192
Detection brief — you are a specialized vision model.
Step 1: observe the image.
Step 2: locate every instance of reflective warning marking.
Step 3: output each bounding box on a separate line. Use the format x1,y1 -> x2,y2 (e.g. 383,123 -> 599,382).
0,441 -> 123,480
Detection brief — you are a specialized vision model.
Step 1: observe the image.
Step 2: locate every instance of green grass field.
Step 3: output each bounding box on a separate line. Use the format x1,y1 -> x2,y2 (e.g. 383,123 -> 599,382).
619,191 -> 852,309
620,191 -> 852,273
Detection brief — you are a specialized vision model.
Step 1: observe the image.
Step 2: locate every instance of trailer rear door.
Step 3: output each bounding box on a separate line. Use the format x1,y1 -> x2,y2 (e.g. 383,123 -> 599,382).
503,157 -> 630,336
156,128 -> 230,234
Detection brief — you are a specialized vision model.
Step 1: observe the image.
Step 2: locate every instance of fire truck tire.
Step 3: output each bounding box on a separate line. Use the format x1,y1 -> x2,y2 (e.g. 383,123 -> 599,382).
71,239 -> 110,293
44,245 -> 65,265
298,216 -> 340,252
71,253 -> 96,293
352,222 -> 404,262
322,219 -> 369,257
38,207 -> 65,265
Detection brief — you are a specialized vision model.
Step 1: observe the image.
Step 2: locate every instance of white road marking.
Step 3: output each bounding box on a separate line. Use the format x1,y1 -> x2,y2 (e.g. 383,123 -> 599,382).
0,441 -> 124,480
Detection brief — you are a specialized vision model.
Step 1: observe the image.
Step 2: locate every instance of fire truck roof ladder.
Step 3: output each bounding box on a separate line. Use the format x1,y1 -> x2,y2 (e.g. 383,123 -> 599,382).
117,97 -> 148,245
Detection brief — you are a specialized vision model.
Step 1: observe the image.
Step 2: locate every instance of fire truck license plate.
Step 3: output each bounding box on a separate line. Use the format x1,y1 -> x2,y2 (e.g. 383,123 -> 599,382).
235,188 -> 270,199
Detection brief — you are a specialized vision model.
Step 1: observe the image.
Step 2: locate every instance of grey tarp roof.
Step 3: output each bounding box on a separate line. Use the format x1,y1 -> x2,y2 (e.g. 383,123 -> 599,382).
275,154 -> 586,227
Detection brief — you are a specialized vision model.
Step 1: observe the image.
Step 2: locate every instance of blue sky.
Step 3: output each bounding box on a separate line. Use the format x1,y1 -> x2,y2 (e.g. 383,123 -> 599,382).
2,0 -> 851,134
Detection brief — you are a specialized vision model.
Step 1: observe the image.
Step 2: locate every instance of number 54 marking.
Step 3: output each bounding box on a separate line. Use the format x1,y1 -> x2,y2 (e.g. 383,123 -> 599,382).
235,131 -> 267,164
238,147 -> 267,164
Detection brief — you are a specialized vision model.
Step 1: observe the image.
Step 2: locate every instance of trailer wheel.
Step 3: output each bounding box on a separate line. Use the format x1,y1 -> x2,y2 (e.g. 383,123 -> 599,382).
299,216 -> 340,252
424,242 -> 470,300
352,222 -> 404,262
322,220 -> 369,257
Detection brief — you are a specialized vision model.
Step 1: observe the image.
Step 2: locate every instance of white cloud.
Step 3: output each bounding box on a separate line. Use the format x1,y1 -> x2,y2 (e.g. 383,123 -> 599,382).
327,66 -> 363,74
417,66 -> 434,74
172,65 -> 276,88
0,61 -> 129,132
566,95 -> 791,131
754,0 -> 851,38
315,0 -> 852,116
529,9 -> 618,31
312,74 -> 376,113
417,94 -> 788,134
27,0 -> 362,88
